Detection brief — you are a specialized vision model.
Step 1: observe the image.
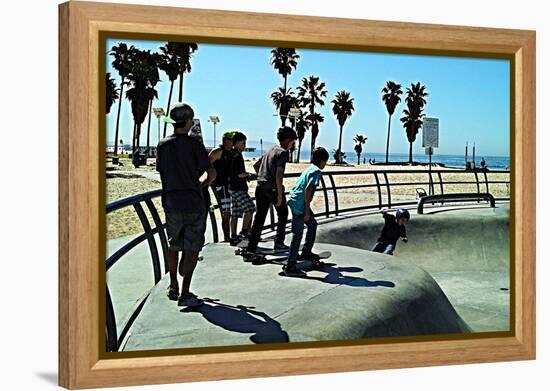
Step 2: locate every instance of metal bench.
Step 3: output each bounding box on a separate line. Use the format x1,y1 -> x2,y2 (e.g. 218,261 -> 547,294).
417,192 -> 496,214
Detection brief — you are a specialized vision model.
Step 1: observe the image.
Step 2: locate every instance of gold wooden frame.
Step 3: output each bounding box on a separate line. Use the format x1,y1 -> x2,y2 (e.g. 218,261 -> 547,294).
59,1 -> 536,388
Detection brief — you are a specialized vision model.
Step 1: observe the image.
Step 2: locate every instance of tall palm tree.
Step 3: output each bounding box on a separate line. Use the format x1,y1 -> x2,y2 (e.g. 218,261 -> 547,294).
271,87 -> 297,126
158,42 -> 182,137
353,134 -> 367,165
381,81 -> 403,163
171,42 -> 198,102
297,76 -> 328,161
106,73 -> 119,114
125,49 -> 159,164
307,112 -> 324,162
270,48 -> 299,92
145,52 -> 161,151
331,90 -> 355,164
294,112 -> 310,163
109,43 -> 136,156
400,82 -> 428,163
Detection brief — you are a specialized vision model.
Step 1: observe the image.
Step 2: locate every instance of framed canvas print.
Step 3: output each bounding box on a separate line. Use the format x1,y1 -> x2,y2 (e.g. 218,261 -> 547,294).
58,1 -> 536,389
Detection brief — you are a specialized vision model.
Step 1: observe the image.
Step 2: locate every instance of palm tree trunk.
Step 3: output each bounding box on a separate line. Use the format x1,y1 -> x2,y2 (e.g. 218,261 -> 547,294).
409,142 -> 413,163
131,122 -> 137,154
146,100 -> 152,152
163,80 -> 174,137
178,71 -> 184,101
113,79 -> 125,155
357,152 -> 360,165
337,125 -> 344,164
296,140 -> 302,163
385,114 -> 392,163
310,136 -> 315,163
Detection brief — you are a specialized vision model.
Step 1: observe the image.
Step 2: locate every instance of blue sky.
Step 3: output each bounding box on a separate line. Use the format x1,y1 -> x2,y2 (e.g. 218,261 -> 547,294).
106,38 -> 510,157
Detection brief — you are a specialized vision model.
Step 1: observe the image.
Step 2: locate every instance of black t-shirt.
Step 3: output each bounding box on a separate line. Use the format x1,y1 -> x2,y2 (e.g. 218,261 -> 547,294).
213,146 -> 234,186
156,133 -> 210,213
256,145 -> 288,189
230,150 -> 248,192
377,212 -> 407,245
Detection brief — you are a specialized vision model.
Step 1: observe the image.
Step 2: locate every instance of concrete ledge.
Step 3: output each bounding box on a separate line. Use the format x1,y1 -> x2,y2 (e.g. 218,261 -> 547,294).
122,243 -> 469,351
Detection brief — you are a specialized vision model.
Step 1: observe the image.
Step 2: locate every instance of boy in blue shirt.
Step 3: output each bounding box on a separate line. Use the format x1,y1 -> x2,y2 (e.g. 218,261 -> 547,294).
284,147 -> 329,277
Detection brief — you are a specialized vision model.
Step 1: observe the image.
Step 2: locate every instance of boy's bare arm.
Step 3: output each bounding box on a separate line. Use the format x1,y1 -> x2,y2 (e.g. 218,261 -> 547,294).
253,158 -> 262,174
202,167 -> 217,186
208,148 -> 222,163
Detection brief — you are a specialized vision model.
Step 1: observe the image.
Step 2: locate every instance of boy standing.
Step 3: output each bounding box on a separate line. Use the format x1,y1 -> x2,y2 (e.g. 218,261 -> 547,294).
243,127 -> 297,260
229,131 -> 255,245
157,103 -> 216,307
372,208 -> 410,255
208,131 -> 235,242
283,147 -> 329,276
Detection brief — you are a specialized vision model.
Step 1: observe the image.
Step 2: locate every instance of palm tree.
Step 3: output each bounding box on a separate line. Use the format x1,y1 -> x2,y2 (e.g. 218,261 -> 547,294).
353,134 -> 367,165
109,43 -> 136,156
270,87 -> 296,126
125,49 -> 159,164
331,90 -> 355,164
294,112 -> 310,163
270,48 -> 299,92
307,112 -> 325,162
297,76 -> 328,161
106,73 -> 119,114
400,82 -> 428,163
170,42 -> 198,102
145,52 -> 161,151
158,42 -> 182,137
381,81 -> 403,163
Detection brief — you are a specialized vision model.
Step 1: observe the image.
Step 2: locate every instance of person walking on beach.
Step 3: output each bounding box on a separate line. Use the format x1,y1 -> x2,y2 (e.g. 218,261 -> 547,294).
372,208 -> 410,255
157,103 -> 216,307
209,131 -> 235,242
284,147 -> 329,277
242,126 -> 297,260
229,131 -> 256,245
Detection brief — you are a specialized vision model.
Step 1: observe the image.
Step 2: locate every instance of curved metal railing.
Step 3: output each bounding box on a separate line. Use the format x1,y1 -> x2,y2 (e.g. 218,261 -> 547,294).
105,168 -> 510,351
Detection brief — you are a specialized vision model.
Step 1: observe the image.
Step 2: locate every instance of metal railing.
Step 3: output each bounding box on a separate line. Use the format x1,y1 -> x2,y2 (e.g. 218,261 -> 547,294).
105,168 -> 510,351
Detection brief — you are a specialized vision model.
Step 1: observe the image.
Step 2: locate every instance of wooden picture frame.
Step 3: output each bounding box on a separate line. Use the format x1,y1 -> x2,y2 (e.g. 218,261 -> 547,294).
58,1 -> 536,388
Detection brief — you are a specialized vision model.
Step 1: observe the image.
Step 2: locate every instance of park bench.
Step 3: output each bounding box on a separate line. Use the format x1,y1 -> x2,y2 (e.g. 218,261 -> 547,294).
417,192 -> 495,214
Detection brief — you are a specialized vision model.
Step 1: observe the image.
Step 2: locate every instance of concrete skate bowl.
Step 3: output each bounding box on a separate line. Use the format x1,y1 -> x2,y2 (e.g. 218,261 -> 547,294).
316,205 -> 511,332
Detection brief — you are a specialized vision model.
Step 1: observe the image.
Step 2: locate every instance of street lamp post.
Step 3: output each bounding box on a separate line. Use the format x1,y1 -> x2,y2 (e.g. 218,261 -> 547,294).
208,115 -> 220,148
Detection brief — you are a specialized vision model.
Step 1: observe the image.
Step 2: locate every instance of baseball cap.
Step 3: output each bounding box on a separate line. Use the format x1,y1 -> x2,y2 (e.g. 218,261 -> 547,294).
163,103 -> 194,124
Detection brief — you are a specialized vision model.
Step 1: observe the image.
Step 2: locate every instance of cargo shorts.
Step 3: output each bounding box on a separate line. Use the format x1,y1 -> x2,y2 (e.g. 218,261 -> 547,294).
165,211 -> 206,252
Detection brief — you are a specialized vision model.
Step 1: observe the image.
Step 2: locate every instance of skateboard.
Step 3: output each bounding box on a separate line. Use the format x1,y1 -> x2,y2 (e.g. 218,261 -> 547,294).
278,251 -> 333,277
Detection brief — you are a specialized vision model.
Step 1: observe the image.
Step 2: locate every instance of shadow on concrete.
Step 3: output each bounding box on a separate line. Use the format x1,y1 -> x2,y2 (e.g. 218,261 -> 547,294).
182,299 -> 289,344
35,372 -> 57,385
303,265 -> 396,288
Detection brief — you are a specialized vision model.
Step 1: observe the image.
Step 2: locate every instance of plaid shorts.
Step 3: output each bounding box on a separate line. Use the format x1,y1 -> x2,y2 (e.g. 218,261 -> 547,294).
213,184 -> 231,213
165,211 -> 206,252
230,190 -> 255,218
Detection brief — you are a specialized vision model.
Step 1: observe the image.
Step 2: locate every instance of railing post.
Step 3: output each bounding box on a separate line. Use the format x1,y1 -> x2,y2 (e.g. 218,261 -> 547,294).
474,171 -> 481,203
319,176 -> 330,218
106,286 -> 118,352
269,205 -> 276,231
144,199 -> 169,273
374,172 -> 382,209
483,170 -> 489,193
437,171 -> 444,195
208,207 -> 219,243
133,202 -> 162,284
328,174 -> 339,216
383,172 -> 392,209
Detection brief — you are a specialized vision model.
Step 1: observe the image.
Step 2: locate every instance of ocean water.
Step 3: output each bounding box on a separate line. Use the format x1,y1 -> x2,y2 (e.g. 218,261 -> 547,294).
242,150 -> 510,170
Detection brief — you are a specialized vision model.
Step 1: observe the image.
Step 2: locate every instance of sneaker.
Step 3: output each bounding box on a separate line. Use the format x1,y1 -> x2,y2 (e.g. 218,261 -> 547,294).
178,293 -> 204,307
166,286 -> 179,301
299,251 -> 320,260
241,251 -> 265,262
274,242 -> 290,251
283,264 -> 306,277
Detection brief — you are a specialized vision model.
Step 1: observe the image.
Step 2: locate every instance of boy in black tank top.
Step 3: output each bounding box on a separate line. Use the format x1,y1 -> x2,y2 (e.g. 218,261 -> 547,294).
208,131 -> 235,242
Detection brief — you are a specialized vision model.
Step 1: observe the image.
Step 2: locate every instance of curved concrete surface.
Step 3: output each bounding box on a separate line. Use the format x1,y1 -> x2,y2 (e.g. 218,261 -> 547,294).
122,242 -> 469,351
316,205 -> 510,332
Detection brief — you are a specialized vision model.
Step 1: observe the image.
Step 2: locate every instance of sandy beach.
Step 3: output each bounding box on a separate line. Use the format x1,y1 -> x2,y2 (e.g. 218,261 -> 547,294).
106,157 -> 510,239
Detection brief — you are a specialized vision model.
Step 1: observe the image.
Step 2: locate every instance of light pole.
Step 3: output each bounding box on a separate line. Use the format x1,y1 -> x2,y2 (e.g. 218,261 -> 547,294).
152,108 -> 165,148
208,115 -> 220,148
